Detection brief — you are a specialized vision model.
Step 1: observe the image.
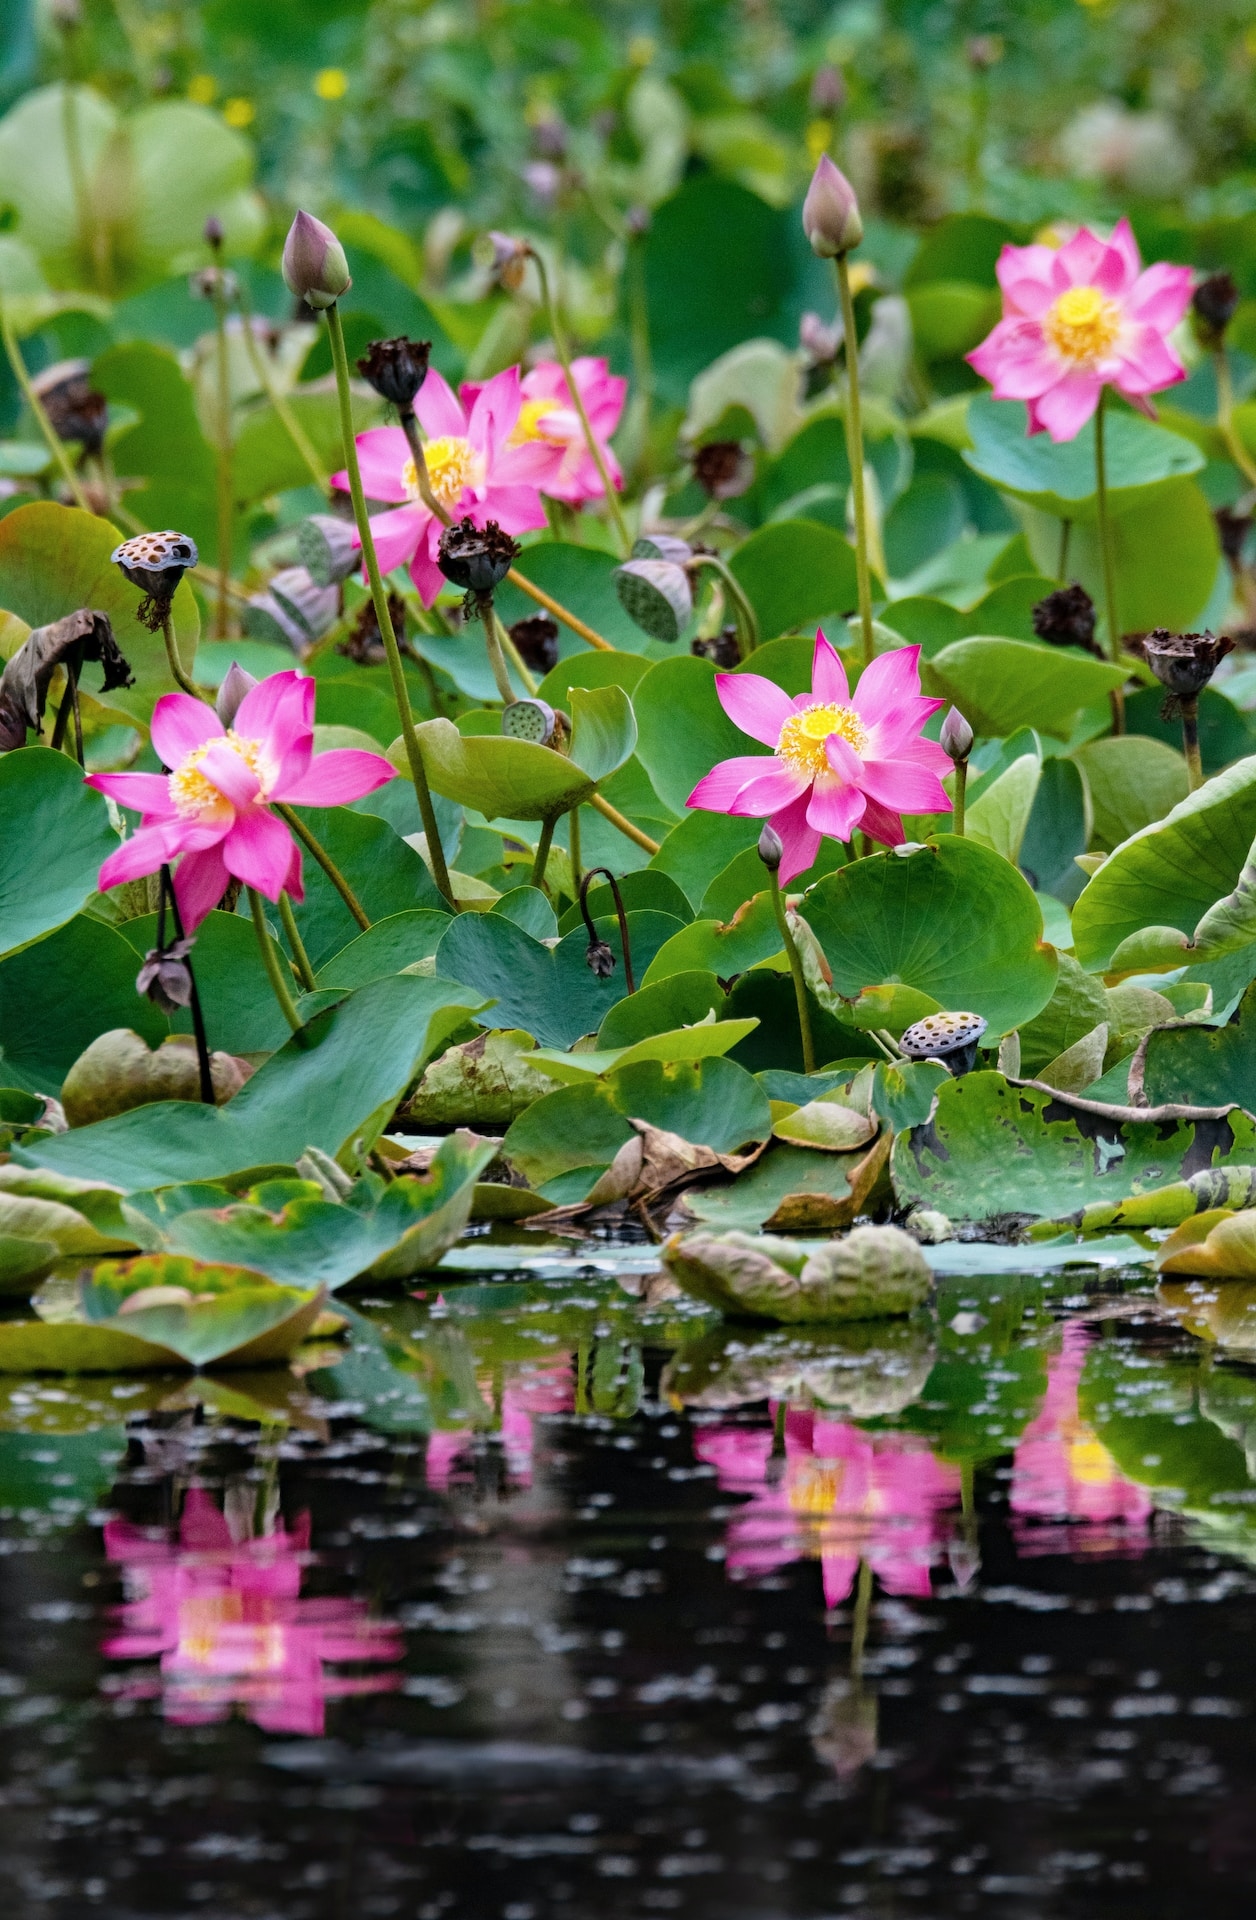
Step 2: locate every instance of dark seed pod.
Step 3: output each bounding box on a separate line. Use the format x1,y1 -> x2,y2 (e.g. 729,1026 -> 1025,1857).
32,358 -> 108,458
1031,583 -> 1102,658
356,336 -> 432,409
692,440 -> 754,501
1191,272 -> 1240,350
1141,627 -> 1235,698
136,938 -> 197,1015
586,937 -> 616,979
507,613 -> 559,674
437,517 -> 519,593
899,1010 -> 988,1076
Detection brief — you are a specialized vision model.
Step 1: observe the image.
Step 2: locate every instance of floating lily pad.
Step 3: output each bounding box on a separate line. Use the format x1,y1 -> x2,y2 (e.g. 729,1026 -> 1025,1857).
662,1225 -> 932,1323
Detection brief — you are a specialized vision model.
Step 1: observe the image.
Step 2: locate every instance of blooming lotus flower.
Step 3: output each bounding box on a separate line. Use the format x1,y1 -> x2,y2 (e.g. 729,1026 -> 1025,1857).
696,1410 -> 961,1606
1010,1324 -> 1152,1552
87,671 -> 395,931
493,356 -> 626,505
967,220 -> 1193,442
686,631 -> 952,881
335,365 -> 551,604
102,1489 -> 401,1734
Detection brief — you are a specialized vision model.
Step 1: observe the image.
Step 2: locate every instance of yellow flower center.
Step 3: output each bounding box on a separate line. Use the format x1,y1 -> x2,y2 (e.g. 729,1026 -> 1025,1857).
777,703 -> 868,779
403,434 -> 484,510
168,732 -> 264,819
508,397 -> 565,446
1043,284 -> 1122,366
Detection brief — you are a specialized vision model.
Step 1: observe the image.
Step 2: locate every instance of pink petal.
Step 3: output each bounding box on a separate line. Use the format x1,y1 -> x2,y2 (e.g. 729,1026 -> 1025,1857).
174,847 -> 230,931
150,693 -> 222,772
863,699 -> 947,760
493,441 -> 563,487
221,806 -> 297,900
279,747 -> 396,807
857,756 -> 952,814
467,365 -> 522,464
852,645 -> 924,728
366,502 -> 428,575
409,542 -> 447,608
1031,370 -> 1104,443
810,629 -> 850,704
996,242 -> 1060,307
727,763 -> 813,815
686,753 -> 780,811
1112,323 -> 1185,395
197,738 -> 262,809
86,769 -> 176,818
475,483 -> 548,535
284,836 -> 304,905
974,332 -> 1061,403
998,274 -> 1057,320
350,427 -> 412,502
415,368 -> 467,440
806,776 -> 866,841
1090,239 -> 1135,300
1053,226 -> 1108,290
1126,261 -> 1193,332
715,671 -> 796,747
98,821 -> 190,890
859,795 -> 906,846
234,671 -> 315,793
769,789 -> 821,883
1106,217 -> 1143,291
520,362 -> 567,404
824,732 -> 863,784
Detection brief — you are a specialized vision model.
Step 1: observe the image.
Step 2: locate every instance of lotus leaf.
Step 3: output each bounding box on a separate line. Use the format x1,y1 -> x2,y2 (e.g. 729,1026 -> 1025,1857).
406,1030 -> 556,1128
661,1225 -> 932,1323
662,1319 -> 937,1417
0,749 -> 118,962
410,685 -> 636,821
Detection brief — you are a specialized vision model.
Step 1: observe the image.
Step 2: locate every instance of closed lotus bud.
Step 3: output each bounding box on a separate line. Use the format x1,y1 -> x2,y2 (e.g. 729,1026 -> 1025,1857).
802,155 -> 863,258
215,660 -> 258,729
809,64 -> 846,114
281,210 -> 352,311
758,823 -> 783,871
939,707 -> 973,762
484,230 -> 529,293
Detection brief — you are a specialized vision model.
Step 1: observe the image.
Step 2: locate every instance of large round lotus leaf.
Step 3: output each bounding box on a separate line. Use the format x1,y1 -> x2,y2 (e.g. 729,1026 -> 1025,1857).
800,838 -> 1057,1037
728,521 -> 861,641
662,1225 -> 932,1323
1021,478 -> 1220,636
0,504 -> 199,725
596,971 -> 726,1048
1071,735 -> 1189,854
641,893 -> 783,984
1071,756 -> 1256,972
644,178 -> 792,403
925,636 -> 1127,739
963,395 -> 1203,518
0,748 -> 117,961
906,283 -> 1000,360
409,684 -> 636,821
0,914 -> 167,1095
537,649 -> 654,706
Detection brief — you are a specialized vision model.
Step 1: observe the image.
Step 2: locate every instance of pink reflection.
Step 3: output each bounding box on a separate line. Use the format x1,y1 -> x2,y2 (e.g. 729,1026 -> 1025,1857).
426,1359 -> 573,1490
102,1488 -> 402,1734
1011,1324 -> 1152,1555
696,1410 -> 962,1606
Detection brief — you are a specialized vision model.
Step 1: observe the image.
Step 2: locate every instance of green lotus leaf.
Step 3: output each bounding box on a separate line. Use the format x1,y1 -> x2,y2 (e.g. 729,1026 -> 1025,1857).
641,892 -> 783,983
0,749 -> 117,962
661,1225 -> 932,1323
725,970 -> 873,1074
0,914 -> 167,1094
727,520 -> 862,640
648,811 -> 762,908
1138,980 -> 1256,1111
406,1029 -> 555,1129
1022,477 -> 1220,635
926,636 -> 1127,739
410,684 -> 636,821
771,1095 -> 878,1151
528,1018 -> 760,1085
681,1132 -> 890,1233
1071,735 -> 1189,854
963,395 -> 1203,518
555,869 -> 693,933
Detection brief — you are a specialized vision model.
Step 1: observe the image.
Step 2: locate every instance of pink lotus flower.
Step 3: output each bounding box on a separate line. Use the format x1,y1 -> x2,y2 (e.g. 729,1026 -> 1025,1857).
696,1411 -> 961,1607
1010,1324 -> 1152,1555
495,356 -> 626,505
336,364 -> 551,604
426,1358 -> 573,1491
686,631 -> 952,881
87,671 -> 395,931
102,1489 -> 401,1734
967,219 -> 1193,442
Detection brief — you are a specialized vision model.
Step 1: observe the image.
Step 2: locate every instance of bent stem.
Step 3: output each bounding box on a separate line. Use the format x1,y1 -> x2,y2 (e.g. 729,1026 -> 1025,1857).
506,566 -> 614,650
569,804 -> 582,893
1180,694 -> 1204,791
274,803 -> 371,931
161,612 -> 203,700
326,301 -> 456,909
531,814 -> 557,891
277,891 -> 317,991
528,247 -> 631,557
0,302 -> 92,513
1094,389 -> 1125,733
249,888 -> 303,1034
835,255 -> 875,672
588,791 -> 660,855
768,867 -> 816,1073
580,866 -> 635,993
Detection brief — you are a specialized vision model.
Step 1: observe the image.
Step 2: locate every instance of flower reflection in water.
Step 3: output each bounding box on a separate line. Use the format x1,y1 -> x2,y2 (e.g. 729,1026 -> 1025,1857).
426,1359 -> 574,1492
1011,1323 -> 1152,1555
102,1487 -> 402,1734
696,1409 -> 962,1606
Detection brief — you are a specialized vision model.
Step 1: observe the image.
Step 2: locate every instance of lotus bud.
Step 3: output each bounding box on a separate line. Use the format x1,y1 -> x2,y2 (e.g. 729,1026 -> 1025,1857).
203,215 -> 224,251
281,210 -> 352,311
356,335 -> 431,409
436,517 -> 519,594
215,661 -> 258,729
757,823 -> 783,872
1031,582 -> 1102,658
939,707 -> 973,763
614,558 -> 692,644
802,155 -> 863,259
899,1010 -> 988,1077
1141,627 -> 1235,698
1192,271 -> 1240,351
809,64 -> 846,114
298,512 -> 360,587
484,230 -> 530,293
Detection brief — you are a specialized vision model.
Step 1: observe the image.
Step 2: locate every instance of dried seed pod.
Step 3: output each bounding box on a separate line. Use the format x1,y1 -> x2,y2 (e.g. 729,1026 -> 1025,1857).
1142,627 -> 1235,698
436,517 -> 519,593
899,1010 -> 988,1076
244,567 -> 338,651
691,625 -> 742,668
692,440 -> 754,501
507,613 -> 559,674
136,938 -> 197,1014
614,558 -> 692,643
32,358 -> 108,457
356,336 -> 432,409
111,531 -> 199,607
1031,582 -> 1102,658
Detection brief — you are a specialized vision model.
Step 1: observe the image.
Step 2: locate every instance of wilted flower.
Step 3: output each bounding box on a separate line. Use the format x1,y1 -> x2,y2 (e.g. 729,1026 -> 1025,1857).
215,661 -> 258,729
938,706 -> 973,762
686,631 -> 951,882
1141,627 -> 1234,697
1192,271 -> 1240,351
967,221 -> 1193,442
281,210 -> 352,311
802,155 -> 863,258
32,359 -> 107,457
586,935 -> 616,979
485,230 -> 529,292
692,439 -> 754,500
136,936 -> 197,1014
356,335 -> 431,409
110,531 -> 199,628
86,672 -> 394,930
1032,582 -> 1102,656
507,612 -> 559,674
437,516 -> 520,594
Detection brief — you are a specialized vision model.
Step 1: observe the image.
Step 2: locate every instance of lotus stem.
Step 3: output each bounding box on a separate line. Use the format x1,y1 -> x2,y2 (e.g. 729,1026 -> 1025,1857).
278,891 -> 317,992
478,593 -> 516,705
531,814 -> 557,891
850,1557 -> 873,1681
691,553 -> 760,654
835,254 -> 875,672
236,286 -> 329,491
274,802 -> 370,930
0,301 -> 92,513
767,866 -> 816,1073
211,276 -> 234,640
528,247 -> 631,557
249,887 -> 303,1034
499,621 -> 538,695
161,612 -> 203,701
1214,347 -> 1256,492
587,791 -> 660,855
326,301 -> 456,909
953,757 -> 967,836
161,865 -> 214,1102
1094,388 -> 1125,734
1056,517 -> 1071,584
1180,693 -> 1204,791
580,866 -> 635,993
505,567 -> 614,651
569,804 -> 582,893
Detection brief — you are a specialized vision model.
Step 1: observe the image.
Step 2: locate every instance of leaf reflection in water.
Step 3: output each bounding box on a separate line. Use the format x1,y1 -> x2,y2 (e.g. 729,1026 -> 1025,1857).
1010,1323 -> 1152,1554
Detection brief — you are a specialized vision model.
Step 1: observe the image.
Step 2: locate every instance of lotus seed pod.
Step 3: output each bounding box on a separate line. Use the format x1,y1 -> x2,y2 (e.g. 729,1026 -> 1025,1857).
631,533 -> 693,565
501,698 -> 556,745
939,706 -> 973,762
1141,628 -> 1235,698
899,1010 -> 988,1076
802,154 -> 863,258
298,513 -> 360,587
244,592 -> 307,652
614,558 -> 693,643
281,210 -> 352,310
436,517 -> 519,593
268,566 -> 339,640
356,335 -> 432,408
110,530 -> 198,601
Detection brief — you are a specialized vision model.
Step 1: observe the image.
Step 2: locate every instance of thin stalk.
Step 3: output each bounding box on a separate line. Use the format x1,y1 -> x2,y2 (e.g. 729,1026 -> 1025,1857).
1180,694 -> 1204,791
249,887 -> 303,1034
479,594 -> 516,704
1094,393 -> 1125,734
531,814 -> 557,890
692,553 -> 760,653
161,612 -> 202,699
835,254 -> 875,671
588,791 -> 660,855
499,622 -> 538,695
0,303 -> 92,512
1057,517 -> 1071,584
580,867 -> 635,993
325,302 -> 456,909
952,757 -> 968,837
767,866 -> 816,1073
237,289 -> 329,491
49,648 -> 84,761
275,803 -> 370,930
1214,347 -> 1256,491
568,805 -> 582,894
211,280 -> 234,640
278,891 -> 317,991
850,1557 -> 874,1680
529,247 -> 631,556
162,868 -> 215,1103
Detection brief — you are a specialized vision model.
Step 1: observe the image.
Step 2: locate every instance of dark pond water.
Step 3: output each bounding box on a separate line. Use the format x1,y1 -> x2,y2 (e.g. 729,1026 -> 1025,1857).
1,1231 -> 1255,1919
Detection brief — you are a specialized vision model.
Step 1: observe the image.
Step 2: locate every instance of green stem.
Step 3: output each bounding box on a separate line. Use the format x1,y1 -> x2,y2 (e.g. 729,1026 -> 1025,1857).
529,247 -> 632,557
1181,694 -> 1203,791
275,803 -> 371,930
479,594 -> 516,704
1057,517 -> 1071,584
249,888 -> 303,1034
499,621 -> 539,695
836,253 -> 875,672
1094,391 -> 1125,734
326,302 -> 456,909
1214,347 -> 1256,491
850,1557 -> 873,1681
212,283 -> 234,640
237,288 -> 329,491
0,302 -> 92,512
569,804 -> 582,894
588,791 -> 660,855
531,814 -> 557,890
768,867 -> 816,1073
692,553 -> 760,654
953,757 -> 967,837
161,613 -> 202,699
278,890 -> 317,991
506,566 -> 614,650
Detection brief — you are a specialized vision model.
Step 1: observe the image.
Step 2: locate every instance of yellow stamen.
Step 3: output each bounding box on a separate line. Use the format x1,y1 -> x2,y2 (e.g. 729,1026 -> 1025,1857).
404,434 -> 484,511
777,703 -> 868,779
1043,284 -> 1121,366
168,732 -> 264,820
508,397 -> 566,446
788,1460 -> 844,1516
